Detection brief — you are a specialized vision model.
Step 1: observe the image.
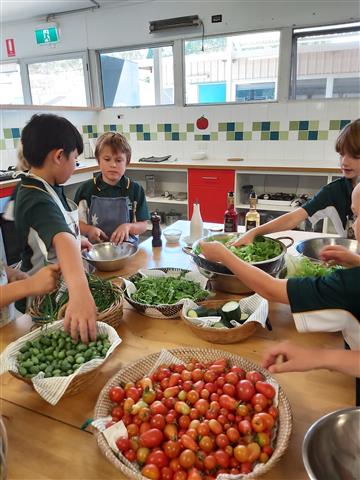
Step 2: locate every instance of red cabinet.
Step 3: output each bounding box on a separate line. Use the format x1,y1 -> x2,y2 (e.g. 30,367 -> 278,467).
188,169 -> 235,223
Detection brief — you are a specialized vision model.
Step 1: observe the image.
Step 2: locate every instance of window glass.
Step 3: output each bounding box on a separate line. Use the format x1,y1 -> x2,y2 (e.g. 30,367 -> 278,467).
28,57 -> 88,106
293,24 -> 360,99
0,62 -> 23,104
100,45 -> 174,107
184,31 -> 280,104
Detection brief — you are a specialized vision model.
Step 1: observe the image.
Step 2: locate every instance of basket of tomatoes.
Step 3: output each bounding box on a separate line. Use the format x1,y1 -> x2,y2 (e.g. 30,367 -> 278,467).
93,347 -> 292,479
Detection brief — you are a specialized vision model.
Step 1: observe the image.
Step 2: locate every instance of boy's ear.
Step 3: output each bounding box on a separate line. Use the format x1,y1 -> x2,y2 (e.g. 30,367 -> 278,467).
53,148 -> 65,165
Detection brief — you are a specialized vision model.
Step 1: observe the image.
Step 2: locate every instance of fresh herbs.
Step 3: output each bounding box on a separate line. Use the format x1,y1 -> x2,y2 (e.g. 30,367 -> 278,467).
131,274 -> 209,305
286,256 -> 341,278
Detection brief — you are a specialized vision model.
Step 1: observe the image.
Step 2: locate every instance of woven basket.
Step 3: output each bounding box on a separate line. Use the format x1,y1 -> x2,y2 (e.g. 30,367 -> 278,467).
94,347 -> 293,480
124,268 -> 210,319
29,281 -> 124,329
181,299 -> 259,344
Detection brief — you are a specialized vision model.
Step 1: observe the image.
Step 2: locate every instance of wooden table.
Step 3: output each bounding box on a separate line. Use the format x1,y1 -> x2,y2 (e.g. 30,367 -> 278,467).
0,222 -> 354,480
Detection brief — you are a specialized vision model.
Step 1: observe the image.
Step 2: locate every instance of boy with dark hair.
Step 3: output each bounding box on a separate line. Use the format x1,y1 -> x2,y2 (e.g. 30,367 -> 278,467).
15,114 -> 96,343
74,132 -> 149,245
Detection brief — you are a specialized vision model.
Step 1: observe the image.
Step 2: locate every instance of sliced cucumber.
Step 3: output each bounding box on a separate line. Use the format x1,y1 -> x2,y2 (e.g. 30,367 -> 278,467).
207,308 -> 219,317
240,313 -> 249,323
187,309 -> 198,318
212,321 -> 225,329
221,301 -> 241,327
193,306 -> 209,317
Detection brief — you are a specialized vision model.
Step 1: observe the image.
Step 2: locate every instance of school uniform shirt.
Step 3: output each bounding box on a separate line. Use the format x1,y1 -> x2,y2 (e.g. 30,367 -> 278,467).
302,177 -> 353,237
287,267 -> 360,350
74,174 -> 150,225
14,176 -> 74,273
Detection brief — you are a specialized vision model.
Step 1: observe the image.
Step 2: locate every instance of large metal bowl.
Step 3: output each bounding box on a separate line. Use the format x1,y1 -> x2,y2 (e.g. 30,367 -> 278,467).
295,237 -> 360,262
302,407 -> 360,480
82,242 -> 138,272
198,267 -> 253,294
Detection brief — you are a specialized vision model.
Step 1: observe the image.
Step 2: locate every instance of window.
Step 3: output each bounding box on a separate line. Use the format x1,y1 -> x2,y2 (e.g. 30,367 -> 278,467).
291,22 -> 360,99
99,45 -> 174,107
184,31 -> 280,104
27,53 -> 90,106
0,62 -> 24,104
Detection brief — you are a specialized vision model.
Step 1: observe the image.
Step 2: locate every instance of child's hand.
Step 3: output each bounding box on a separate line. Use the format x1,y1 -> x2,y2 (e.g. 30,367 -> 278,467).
262,341 -> 317,373
6,267 -> 28,283
199,240 -> 229,263
87,226 -> 108,244
229,229 -> 256,247
319,245 -> 360,267
80,238 -> 92,251
29,264 -> 61,296
111,224 -> 131,244
64,291 -> 97,344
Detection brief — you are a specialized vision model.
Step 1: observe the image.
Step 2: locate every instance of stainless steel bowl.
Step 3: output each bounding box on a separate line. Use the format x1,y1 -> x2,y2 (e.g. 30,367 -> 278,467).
295,237 -> 360,262
302,407 -> 360,480
82,242 -> 138,272
198,267 -> 253,294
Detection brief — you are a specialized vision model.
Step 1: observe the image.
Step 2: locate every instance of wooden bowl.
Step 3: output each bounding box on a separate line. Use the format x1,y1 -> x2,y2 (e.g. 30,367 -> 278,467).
181,299 -> 259,344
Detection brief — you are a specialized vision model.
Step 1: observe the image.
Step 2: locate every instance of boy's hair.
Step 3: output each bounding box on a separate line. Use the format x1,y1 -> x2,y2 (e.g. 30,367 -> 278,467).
21,114 -> 83,168
336,118 -> 360,158
95,132 -> 132,164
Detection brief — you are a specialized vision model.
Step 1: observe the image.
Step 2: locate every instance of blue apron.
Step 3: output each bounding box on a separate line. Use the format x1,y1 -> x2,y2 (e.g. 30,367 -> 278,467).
88,195 -> 138,245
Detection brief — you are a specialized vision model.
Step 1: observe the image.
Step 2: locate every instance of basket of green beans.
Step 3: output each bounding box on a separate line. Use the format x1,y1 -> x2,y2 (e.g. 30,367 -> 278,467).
28,275 -> 124,329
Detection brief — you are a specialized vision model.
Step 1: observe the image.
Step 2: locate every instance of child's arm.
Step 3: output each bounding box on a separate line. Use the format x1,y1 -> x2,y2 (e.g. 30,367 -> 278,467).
233,208 -> 308,246
0,264 -> 60,308
262,340 -> 360,377
320,245 -> 360,267
110,221 -> 148,244
53,232 -> 97,343
79,220 -> 108,244
199,241 -> 289,303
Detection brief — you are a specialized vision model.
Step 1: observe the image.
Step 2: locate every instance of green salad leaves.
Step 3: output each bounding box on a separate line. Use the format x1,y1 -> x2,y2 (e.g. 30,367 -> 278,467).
285,256 -> 341,278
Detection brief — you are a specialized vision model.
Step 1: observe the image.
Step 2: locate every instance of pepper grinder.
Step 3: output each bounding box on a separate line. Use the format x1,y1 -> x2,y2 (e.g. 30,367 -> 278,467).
151,211 -> 162,247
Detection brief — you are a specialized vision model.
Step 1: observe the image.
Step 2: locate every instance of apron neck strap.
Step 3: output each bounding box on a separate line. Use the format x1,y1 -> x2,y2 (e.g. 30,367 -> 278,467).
94,174 -> 131,192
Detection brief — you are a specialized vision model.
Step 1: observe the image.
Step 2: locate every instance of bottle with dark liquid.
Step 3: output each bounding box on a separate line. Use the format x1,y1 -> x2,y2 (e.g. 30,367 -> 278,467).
245,191 -> 260,231
151,211 -> 162,247
224,191 -> 238,232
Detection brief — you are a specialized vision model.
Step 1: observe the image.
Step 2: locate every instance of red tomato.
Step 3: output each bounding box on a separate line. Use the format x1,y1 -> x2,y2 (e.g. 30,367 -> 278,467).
187,390 -> 199,404
230,366 -> 246,379
204,382 -> 216,394
216,433 -> 230,449
255,381 -> 276,399
191,369 -> 203,382
175,401 -> 191,415
138,407 -> 151,422
234,444 -> 249,462
197,422 -> 210,436
199,435 -> 214,453
168,373 -> 181,387
150,401 -> 167,416
142,463 -> 160,480
268,405 -> 279,418
200,388 -> 210,400
161,466 -> 174,480
194,398 -> 209,415
147,450 -> 169,468
193,380 -> 205,393
163,440 -> 182,459
203,370 -> 216,383
257,412 -> 275,430
236,404 -> 249,417
164,423 -> 178,441
262,445 -> 274,456
214,449 -> 230,469
178,415 -> 190,430
181,370 -> 192,381
251,393 -> 268,410
173,471 -> 187,480
238,419 -> 252,435
222,383 -> 236,397
226,427 -> 240,443
236,380 -> 256,401
187,468 -> 202,480
124,449 -> 136,462
219,394 -> 238,410
240,461 -> 253,474
157,367 -> 171,381
247,442 -> 261,462
181,434 -> 198,451
182,380 -> 193,392
126,386 -> 140,402
109,386 -> 125,403
115,436 -> 130,452
140,422 -> 151,434
204,454 -> 216,470
111,405 -> 123,420
127,423 -> 139,437
150,414 -> 166,430
256,432 -> 271,447
246,370 -> 264,384
208,419 -> 223,435
251,414 -> 267,433
140,428 -> 164,448
179,449 -> 196,469
225,372 -> 238,385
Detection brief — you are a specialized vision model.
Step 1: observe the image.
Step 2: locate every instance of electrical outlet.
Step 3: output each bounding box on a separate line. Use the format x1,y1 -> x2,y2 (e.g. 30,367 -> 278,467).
211,14 -> 222,23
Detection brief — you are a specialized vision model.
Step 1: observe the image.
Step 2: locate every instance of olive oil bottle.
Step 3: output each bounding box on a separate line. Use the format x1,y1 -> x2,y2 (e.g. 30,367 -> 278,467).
245,191 -> 260,231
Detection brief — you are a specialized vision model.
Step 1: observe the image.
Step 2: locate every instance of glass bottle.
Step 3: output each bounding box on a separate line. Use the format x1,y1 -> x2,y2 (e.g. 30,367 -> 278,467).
224,191 -> 238,233
190,200 -> 203,242
245,191 -> 260,231
151,211 -> 162,247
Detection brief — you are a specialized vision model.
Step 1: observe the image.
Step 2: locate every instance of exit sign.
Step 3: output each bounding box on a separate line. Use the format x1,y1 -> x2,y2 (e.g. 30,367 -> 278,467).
35,25 -> 59,45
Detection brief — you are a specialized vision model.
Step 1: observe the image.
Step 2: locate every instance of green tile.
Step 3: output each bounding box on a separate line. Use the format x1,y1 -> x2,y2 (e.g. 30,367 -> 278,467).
329,120 -> 340,130
289,121 -> 299,131
103,125 -> 110,132
136,133 -> 143,140
142,124 -> 150,132
252,122 -> 261,131
279,131 -> 289,140
318,130 -> 328,140
261,132 -> 270,140
210,132 -> 218,141
186,123 -> 194,132
82,125 -> 88,134
218,122 -> 227,132
116,124 -> 123,132
270,121 -> 280,130
150,133 -> 158,141
243,131 -> 252,141
179,132 -> 187,141
165,132 -> 172,141
226,132 -> 235,141
172,123 -> 179,132
235,122 -> 243,131
129,124 -> 137,133
298,131 -> 308,140
157,124 -> 164,132
309,120 -> 319,130
194,134 -> 202,141
0,139 -> 5,150
123,132 -> 130,140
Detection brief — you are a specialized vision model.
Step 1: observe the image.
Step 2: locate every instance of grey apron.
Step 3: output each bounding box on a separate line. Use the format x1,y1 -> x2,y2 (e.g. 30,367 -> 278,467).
88,196 -> 138,245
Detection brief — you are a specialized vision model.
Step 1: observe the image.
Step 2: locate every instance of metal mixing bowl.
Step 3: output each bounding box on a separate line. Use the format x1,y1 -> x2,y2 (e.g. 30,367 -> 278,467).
82,242 -> 138,272
295,237 -> 360,262
302,407 -> 360,480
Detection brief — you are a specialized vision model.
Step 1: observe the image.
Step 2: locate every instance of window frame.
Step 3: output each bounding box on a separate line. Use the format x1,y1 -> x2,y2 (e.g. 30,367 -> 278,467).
21,50 -> 92,107
97,41 -> 175,109
182,28 -> 282,106
290,22 -> 360,100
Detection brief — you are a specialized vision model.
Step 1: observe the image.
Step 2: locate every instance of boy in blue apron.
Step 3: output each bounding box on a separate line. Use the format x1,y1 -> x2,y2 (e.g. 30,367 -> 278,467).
14,114 -> 97,343
235,118 -> 360,244
74,133 -> 149,245
200,182 -> 360,404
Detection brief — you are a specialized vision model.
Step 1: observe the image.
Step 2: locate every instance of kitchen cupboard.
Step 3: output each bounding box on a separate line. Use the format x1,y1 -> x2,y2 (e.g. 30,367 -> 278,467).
188,168 -> 235,222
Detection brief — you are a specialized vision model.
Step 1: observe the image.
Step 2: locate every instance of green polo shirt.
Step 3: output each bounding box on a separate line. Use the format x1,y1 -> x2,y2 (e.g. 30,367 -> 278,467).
302,177 -> 353,236
74,173 -> 149,222
14,177 -> 73,272
287,267 -> 360,349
